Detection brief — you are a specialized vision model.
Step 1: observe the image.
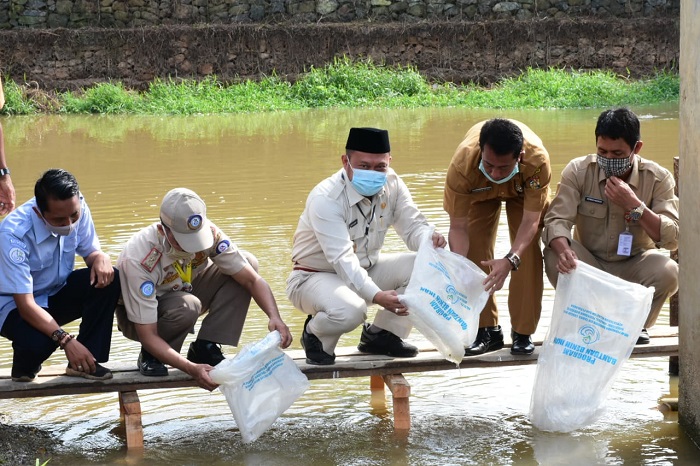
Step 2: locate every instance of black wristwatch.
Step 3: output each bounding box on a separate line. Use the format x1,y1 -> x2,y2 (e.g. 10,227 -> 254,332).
51,329 -> 68,346
0,167 -> 10,177
505,252 -> 521,271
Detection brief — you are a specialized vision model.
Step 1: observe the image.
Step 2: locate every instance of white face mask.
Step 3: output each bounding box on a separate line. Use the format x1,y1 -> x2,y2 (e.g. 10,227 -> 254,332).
44,220 -> 78,236
160,229 -> 193,261
36,208 -> 79,236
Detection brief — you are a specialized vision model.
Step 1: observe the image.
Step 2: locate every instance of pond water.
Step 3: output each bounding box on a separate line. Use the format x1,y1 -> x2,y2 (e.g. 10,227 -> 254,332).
1,104 -> 697,465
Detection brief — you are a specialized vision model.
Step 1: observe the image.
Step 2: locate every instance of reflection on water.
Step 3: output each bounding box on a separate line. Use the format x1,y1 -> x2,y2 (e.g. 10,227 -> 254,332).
1,103 -> 695,464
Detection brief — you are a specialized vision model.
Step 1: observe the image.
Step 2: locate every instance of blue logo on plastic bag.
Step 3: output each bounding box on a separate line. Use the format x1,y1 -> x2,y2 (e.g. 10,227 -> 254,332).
579,325 -> 600,345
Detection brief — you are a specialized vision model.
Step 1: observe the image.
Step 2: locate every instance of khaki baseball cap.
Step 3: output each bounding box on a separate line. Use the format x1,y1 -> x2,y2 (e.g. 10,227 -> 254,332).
160,188 -> 214,253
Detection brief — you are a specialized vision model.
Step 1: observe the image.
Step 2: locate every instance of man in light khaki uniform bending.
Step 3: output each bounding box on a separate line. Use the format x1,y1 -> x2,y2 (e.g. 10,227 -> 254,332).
117,188 -> 292,391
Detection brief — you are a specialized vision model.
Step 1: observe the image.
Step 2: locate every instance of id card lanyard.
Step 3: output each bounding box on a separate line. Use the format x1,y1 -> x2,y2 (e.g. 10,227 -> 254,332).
618,213 -> 634,256
172,260 -> 193,292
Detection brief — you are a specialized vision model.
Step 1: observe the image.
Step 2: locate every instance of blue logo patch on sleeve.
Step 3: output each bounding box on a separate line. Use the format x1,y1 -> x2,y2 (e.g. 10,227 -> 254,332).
9,248 -> 26,264
140,281 -> 156,297
216,239 -> 230,254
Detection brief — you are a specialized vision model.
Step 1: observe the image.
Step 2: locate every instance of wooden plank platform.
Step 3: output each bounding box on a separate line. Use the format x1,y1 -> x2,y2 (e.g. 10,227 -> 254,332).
0,326 -> 679,449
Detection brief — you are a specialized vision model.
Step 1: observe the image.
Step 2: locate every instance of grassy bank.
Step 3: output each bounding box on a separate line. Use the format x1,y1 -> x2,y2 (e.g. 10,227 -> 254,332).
0,59 -> 679,115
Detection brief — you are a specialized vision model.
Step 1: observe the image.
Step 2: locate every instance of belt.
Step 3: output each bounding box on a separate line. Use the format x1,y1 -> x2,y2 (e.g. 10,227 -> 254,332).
293,265 -> 320,273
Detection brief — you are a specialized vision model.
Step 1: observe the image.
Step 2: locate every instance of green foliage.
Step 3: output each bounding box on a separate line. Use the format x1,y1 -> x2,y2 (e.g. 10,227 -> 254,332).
290,57 -> 430,107
0,78 -> 40,115
61,82 -> 139,113
0,62 -> 680,116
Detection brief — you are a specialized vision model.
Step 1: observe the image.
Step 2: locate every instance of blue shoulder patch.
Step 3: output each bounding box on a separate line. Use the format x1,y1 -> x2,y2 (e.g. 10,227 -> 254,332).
140,281 -> 156,297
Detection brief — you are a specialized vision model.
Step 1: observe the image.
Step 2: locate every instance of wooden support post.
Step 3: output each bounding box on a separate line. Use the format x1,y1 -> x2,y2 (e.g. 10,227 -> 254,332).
670,156 -> 679,375
383,374 -> 411,431
370,374 -> 385,393
119,390 -> 144,450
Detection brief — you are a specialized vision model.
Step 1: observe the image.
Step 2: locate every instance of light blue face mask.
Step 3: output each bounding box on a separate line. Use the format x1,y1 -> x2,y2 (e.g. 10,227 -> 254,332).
349,166 -> 388,197
478,159 -> 520,185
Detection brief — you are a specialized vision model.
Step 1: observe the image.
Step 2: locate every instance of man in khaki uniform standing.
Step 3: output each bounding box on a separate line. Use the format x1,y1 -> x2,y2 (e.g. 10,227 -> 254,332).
542,107 -> 678,344
444,118 -> 551,356
117,188 -> 292,391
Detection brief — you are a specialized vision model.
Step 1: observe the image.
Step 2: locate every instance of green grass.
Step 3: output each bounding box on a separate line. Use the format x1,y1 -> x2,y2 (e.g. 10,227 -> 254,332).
1,58 -> 679,115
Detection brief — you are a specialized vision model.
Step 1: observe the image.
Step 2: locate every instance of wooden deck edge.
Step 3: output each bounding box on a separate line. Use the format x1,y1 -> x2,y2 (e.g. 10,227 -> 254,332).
0,332 -> 679,399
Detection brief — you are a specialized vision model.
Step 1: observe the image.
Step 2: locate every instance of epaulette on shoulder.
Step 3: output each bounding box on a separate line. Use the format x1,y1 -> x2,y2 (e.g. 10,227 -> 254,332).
140,247 -> 162,273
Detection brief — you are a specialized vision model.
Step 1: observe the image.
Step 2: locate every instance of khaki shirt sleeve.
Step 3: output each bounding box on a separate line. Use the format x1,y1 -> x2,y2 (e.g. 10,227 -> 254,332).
444,159 -> 473,218
519,128 -> 552,213
118,256 -> 160,325
208,227 -> 249,276
645,164 -> 679,250
443,133 -> 480,218
542,161 -> 580,247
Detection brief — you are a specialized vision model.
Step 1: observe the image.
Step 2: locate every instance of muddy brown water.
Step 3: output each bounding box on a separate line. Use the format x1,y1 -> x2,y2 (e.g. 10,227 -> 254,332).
1,104 -> 697,465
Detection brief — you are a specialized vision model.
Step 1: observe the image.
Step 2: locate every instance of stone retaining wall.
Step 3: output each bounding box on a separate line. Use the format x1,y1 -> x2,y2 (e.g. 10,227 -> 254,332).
0,0 -> 680,29
0,18 -> 679,89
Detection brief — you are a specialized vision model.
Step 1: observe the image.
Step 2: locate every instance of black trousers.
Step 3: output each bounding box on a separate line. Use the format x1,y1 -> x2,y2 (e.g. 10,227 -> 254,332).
0,267 -> 120,374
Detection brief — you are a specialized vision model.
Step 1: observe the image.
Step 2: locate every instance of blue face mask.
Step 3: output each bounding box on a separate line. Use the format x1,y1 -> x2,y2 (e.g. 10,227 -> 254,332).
349,166 -> 388,197
478,159 -> 520,185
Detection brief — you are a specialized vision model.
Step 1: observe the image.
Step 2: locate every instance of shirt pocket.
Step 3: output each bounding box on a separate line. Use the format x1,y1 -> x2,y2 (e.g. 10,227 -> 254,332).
576,201 -> 608,242
577,200 -> 607,220
60,234 -> 79,280
368,225 -> 389,251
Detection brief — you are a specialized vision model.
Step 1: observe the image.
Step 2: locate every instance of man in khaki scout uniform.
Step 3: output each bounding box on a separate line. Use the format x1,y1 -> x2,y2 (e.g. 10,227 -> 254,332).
444,118 -> 551,356
542,107 -> 679,344
117,188 -> 292,391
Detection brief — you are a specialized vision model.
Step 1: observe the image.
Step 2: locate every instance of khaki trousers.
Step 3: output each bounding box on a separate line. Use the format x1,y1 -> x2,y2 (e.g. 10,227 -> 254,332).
286,252 -> 416,355
544,241 -> 678,328
464,197 -> 544,335
117,252 -> 256,351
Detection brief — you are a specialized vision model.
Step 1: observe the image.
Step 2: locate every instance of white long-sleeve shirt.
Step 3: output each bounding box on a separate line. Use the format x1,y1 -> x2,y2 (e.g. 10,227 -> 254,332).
290,167 -> 433,302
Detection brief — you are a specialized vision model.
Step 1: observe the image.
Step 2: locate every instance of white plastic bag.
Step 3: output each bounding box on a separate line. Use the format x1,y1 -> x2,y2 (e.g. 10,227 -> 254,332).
529,260 -> 653,432
399,230 -> 489,364
210,331 -> 310,443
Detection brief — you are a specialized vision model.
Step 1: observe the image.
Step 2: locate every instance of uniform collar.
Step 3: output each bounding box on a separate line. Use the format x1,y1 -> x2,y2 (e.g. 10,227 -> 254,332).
30,199 -> 55,244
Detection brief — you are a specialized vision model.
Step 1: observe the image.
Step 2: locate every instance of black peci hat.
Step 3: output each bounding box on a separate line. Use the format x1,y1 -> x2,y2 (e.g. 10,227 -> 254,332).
345,127 -> 391,154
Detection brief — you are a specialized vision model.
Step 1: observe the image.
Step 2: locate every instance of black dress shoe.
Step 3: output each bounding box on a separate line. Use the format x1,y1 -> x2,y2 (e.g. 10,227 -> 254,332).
511,331 -> 535,355
357,323 -> 418,358
636,328 -> 650,345
301,315 -> 336,365
138,348 -> 168,376
465,326 -> 504,356
187,339 -> 226,366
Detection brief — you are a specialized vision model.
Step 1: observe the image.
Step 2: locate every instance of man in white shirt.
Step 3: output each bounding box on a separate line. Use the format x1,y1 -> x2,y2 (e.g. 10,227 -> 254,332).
286,127 -> 446,365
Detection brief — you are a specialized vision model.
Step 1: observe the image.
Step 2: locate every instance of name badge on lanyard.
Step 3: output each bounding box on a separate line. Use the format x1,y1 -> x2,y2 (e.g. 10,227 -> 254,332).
617,231 -> 633,256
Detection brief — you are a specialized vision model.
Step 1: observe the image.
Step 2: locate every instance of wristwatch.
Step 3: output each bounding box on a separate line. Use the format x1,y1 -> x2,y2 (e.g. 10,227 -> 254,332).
51,329 -> 68,345
505,252 -> 521,271
0,167 -> 9,177
629,202 -> 646,221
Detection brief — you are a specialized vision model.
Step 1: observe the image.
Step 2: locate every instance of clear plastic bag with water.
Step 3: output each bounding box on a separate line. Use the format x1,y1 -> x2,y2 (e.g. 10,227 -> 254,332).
529,260 -> 653,432
399,229 -> 489,365
210,330 -> 310,443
